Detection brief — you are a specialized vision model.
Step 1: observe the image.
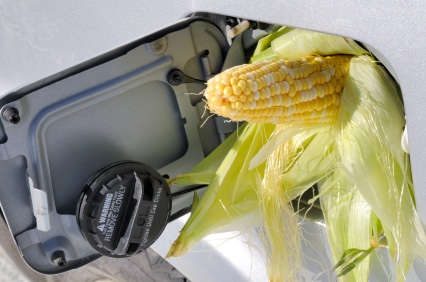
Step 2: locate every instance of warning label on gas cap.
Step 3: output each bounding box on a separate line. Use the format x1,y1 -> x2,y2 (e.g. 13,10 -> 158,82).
97,185 -> 126,241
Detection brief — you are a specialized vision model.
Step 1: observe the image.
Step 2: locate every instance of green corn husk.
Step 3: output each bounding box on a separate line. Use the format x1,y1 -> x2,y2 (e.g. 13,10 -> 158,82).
251,125 -> 335,201
166,122 -> 275,257
271,28 -> 369,58
167,27 -> 426,281
332,56 -> 426,279
169,123 -> 247,186
319,169 -> 375,281
250,47 -> 280,64
252,27 -> 292,56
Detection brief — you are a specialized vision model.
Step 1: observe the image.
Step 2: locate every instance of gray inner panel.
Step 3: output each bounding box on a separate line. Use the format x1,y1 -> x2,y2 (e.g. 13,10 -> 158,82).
44,81 -> 187,214
0,18 -> 229,274
0,156 -> 35,235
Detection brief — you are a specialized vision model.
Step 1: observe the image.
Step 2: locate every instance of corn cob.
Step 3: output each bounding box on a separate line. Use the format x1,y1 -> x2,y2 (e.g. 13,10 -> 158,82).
204,55 -> 351,124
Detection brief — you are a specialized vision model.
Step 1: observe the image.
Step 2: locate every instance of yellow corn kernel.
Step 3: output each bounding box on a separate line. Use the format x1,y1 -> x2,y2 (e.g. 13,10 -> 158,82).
223,86 -> 233,97
232,85 -> 242,96
238,80 -> 247,91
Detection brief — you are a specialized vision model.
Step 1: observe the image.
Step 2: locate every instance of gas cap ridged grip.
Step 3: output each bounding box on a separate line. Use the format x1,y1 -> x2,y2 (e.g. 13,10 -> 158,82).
77,161 -> 171,257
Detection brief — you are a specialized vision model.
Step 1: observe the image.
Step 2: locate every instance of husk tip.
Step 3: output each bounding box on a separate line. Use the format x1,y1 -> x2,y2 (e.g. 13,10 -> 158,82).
166,239 -> 188,258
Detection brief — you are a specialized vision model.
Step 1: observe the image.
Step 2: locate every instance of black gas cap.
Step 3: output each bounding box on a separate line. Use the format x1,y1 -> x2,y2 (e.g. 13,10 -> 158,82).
77,161 -> 171,257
